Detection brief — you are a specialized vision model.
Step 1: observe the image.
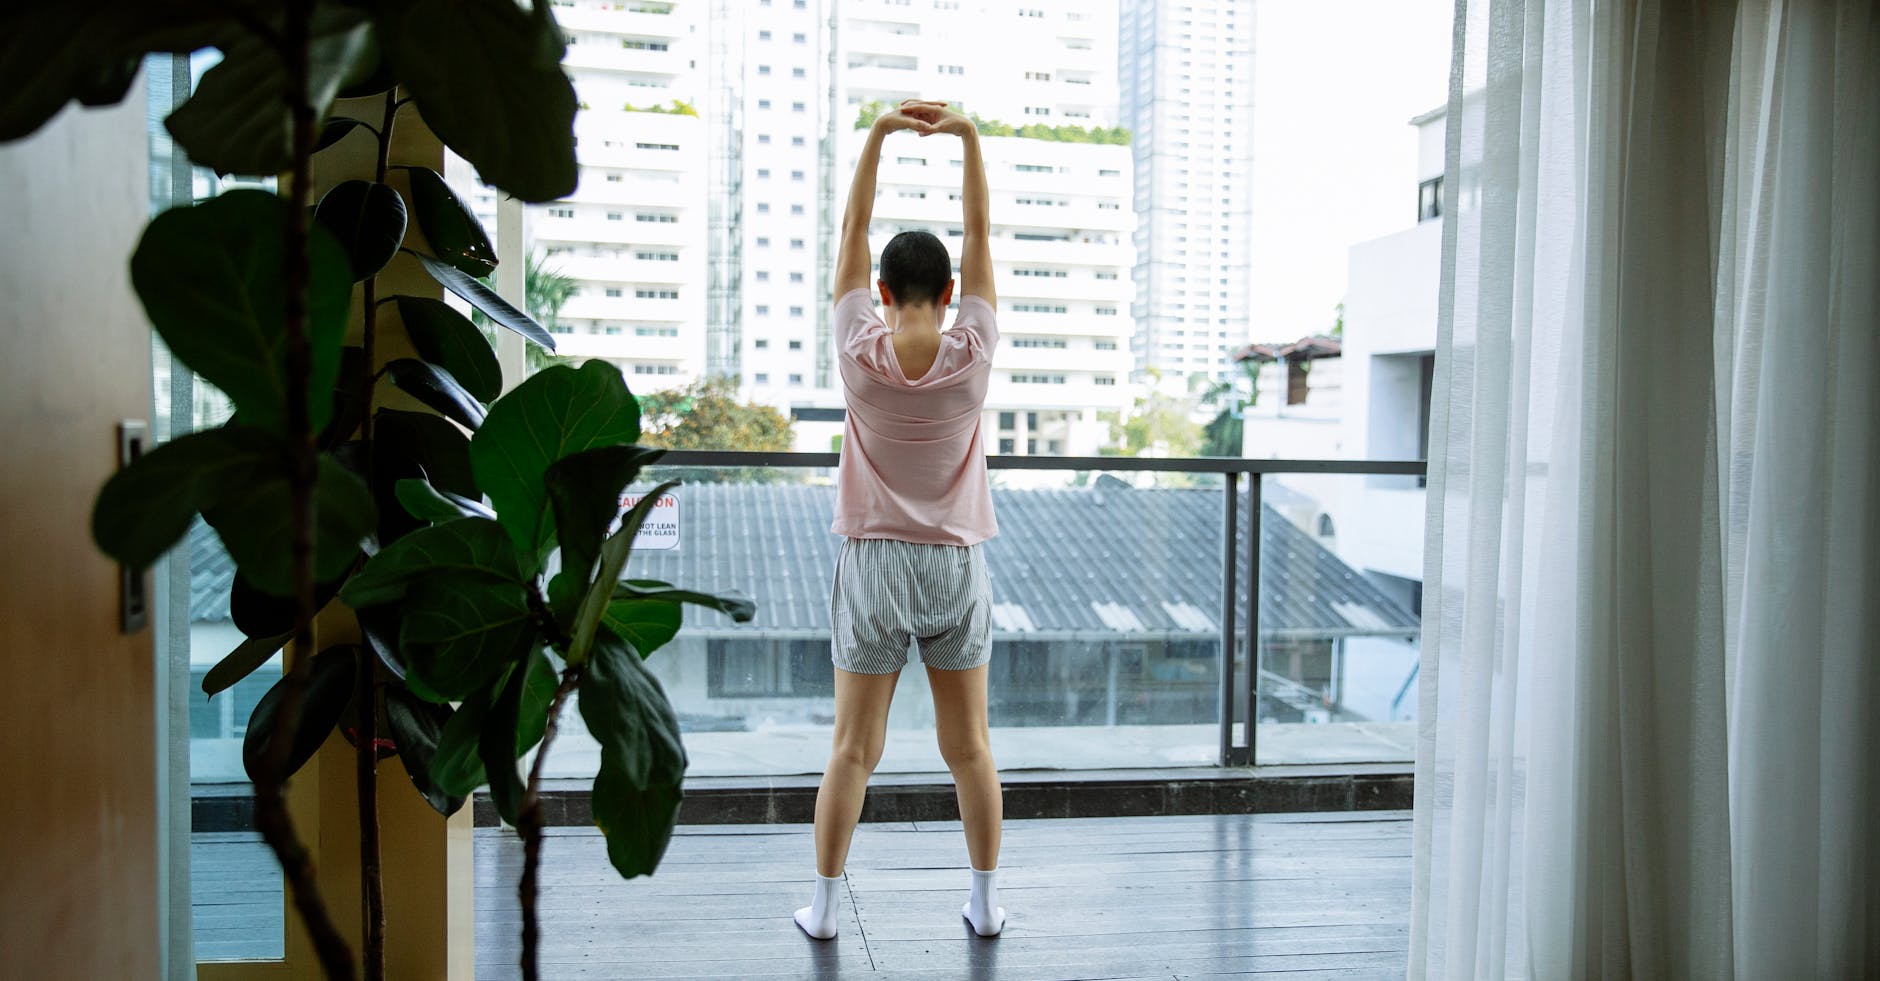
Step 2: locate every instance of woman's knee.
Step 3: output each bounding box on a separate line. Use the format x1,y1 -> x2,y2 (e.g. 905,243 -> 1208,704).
831,735 -> 885,773
938,732 -> 991,771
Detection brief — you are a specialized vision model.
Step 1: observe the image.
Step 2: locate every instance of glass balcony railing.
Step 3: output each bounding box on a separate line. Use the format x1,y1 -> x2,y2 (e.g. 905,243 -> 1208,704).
516,452 -> 1426,779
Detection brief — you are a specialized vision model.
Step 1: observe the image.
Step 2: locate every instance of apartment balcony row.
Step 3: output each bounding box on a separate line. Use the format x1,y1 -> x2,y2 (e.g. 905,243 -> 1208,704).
552,2 -> 685,39
551,328 -> 698,363
560,292 -> 696,323
564,38 -> 691,77
542,252 -> 695,283
538,214 -> 701,248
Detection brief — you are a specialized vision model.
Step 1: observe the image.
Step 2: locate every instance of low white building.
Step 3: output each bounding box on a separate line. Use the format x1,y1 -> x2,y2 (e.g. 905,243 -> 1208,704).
1239,106 -> 1444,622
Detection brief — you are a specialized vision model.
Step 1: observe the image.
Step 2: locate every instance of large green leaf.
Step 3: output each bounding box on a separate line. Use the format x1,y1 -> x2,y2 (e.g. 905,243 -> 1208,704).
617,581 -> 757,624
515,647 -> 559,756
399,572 -> 535,700
383,684 -> 467,816
165,9 -> 372,176
412,251 -> 556,351
396,296 -> 501,402
202,631 -> 291,697
399,166 -> 496,277
339,517 -> 519,609
0,3 -> 240,142
315,180 -> 407,281
601,598 -> 682,660
384,358 -> 487,430
567,481 -> 679,665
544,445 -> 665,620
130,190 -> 351,435
479,665 -> 528,826
376,0 -> 577,203
202,453 -> 375,596
581,630 -> 686,879
314,116 -> 371,153
230,570 -> 346,638
92,426 -> 278,570
372,408 -> 476,545
469,362 -> 642,575
357,605 -> 409,680
394,477 -> 492,524
428,683 -> 493,795
243,644 -> 359,783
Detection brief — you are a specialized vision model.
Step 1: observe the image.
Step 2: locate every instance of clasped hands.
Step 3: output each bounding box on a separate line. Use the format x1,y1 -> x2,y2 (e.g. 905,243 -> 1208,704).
873,98 -> 974,139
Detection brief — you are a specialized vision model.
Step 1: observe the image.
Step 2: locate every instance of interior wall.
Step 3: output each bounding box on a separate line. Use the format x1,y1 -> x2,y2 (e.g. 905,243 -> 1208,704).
0,92 -> 158,977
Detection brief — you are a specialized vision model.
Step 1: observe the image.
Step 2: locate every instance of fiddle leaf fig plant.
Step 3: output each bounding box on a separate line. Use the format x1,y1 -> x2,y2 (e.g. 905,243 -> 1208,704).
4,2 -> 752,978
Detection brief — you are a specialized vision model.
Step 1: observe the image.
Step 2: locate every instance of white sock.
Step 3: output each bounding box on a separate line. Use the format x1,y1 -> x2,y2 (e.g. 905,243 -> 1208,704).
794,872 -> 843,940
962,866 -> 1006,937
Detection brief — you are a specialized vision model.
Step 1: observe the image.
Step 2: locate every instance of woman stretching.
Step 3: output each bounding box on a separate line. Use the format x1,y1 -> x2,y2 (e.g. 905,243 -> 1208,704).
793,98 -> 1006,940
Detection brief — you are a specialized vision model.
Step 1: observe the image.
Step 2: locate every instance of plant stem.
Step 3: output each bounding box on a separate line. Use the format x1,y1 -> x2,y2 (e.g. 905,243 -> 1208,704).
518,666 -> 584,981
353,85 -> 400,981
259,1 -> 357,977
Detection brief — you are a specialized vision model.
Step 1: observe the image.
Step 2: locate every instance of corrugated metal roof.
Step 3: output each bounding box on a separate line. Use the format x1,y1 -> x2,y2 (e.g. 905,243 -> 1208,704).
188,483 -> 1419,639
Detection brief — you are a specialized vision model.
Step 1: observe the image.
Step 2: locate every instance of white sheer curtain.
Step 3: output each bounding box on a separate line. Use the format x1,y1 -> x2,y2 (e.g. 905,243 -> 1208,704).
1410,1 -> 1879,978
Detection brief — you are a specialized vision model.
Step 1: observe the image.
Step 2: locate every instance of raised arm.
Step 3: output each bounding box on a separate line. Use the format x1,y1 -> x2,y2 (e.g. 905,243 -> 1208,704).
834,106 -> 933,297
910,103 -> 994,307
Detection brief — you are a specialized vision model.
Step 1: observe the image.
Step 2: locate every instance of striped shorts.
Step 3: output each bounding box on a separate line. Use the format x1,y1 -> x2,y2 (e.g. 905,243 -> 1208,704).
830,537 -> 993,674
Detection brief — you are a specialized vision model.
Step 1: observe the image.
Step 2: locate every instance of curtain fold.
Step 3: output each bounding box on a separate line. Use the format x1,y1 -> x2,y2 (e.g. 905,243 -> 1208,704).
1411,1 -> 1880,978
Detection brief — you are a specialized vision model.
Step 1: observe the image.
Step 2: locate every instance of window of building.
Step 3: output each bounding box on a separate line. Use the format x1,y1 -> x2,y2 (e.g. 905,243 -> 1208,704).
548,207 -> 575,218
758,98 -> 771,109
758,134 -> 772,145
758,64 -> 772,76
792,67 -> 806,78
756,236 -> 770,247
789,272 -> 805,283
789,305 -> 804,317
1418,176 -> 1444,222
754,338 -> 769,349
755,372 -> 770,383
635,288 -> 679,299
791,204 -> 805,215
1095,376 -> 1116,385
756,271 -> 770,281
634,142 -> 680,151
788,339 -> 803,350
633,364 -> 679,375
792,101 -> 806,112
789,373 -> 803,384
757,202 -> 771,213
604,287 -> 623,297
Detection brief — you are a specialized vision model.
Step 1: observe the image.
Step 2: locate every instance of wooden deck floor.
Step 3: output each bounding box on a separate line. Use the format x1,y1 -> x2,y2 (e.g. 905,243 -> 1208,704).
475,811 -> 1412,980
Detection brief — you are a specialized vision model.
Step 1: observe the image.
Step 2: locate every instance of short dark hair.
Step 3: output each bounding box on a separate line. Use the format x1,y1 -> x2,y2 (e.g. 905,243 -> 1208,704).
879,230 -> 952,306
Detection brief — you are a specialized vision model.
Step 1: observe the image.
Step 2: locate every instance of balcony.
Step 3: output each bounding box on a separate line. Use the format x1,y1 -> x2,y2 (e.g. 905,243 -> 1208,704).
184,454 -> 1422,970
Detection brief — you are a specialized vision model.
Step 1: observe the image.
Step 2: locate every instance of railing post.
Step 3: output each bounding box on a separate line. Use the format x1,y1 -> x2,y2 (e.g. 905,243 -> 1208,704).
1219,471 -> 1238,767
1245,472 -> 1263,767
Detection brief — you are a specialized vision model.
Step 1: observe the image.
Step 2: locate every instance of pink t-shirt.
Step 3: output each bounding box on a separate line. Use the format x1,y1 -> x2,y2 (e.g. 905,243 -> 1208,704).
831,288 -> 999,546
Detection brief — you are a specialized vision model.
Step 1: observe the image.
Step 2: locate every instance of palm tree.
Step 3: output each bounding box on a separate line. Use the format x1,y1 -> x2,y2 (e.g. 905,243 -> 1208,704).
524,250 -> 576,373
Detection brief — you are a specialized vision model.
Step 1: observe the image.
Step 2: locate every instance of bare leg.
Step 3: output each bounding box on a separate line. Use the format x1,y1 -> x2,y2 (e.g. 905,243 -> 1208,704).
813,667 -> 900,877
927,664 -> 1002,872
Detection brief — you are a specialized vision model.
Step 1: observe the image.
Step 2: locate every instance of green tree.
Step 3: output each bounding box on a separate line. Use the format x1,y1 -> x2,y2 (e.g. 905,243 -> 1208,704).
1106,382 -> 1203,458
523,251 -> 576,374
637,377 -> 796,481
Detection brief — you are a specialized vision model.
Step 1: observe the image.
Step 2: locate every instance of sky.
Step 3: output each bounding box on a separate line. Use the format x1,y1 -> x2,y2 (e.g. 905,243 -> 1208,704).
1245,0 -> 1454,342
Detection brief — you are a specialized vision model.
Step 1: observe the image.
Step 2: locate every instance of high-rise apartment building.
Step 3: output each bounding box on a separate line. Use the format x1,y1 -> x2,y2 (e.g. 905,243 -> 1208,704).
457,0 -> 711,386
1118,0 -> 1255,384
831,1 -> 1135,455
713,0 -> 838,398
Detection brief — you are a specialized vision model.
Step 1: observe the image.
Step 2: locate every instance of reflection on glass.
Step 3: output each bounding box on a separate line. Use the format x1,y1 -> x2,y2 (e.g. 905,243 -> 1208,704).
539,467 -> 1230,778
1252,474 -> 1422,765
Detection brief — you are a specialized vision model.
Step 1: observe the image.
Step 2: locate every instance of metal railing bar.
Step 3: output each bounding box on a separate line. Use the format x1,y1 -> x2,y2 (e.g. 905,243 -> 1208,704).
1219,471 -> 1238,768
1244,474 -> 1263,768
652,449 -> 1428,476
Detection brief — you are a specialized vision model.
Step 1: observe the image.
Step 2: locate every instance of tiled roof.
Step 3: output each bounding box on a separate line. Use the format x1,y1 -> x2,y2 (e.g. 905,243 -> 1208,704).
189,483 -> 1420,640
